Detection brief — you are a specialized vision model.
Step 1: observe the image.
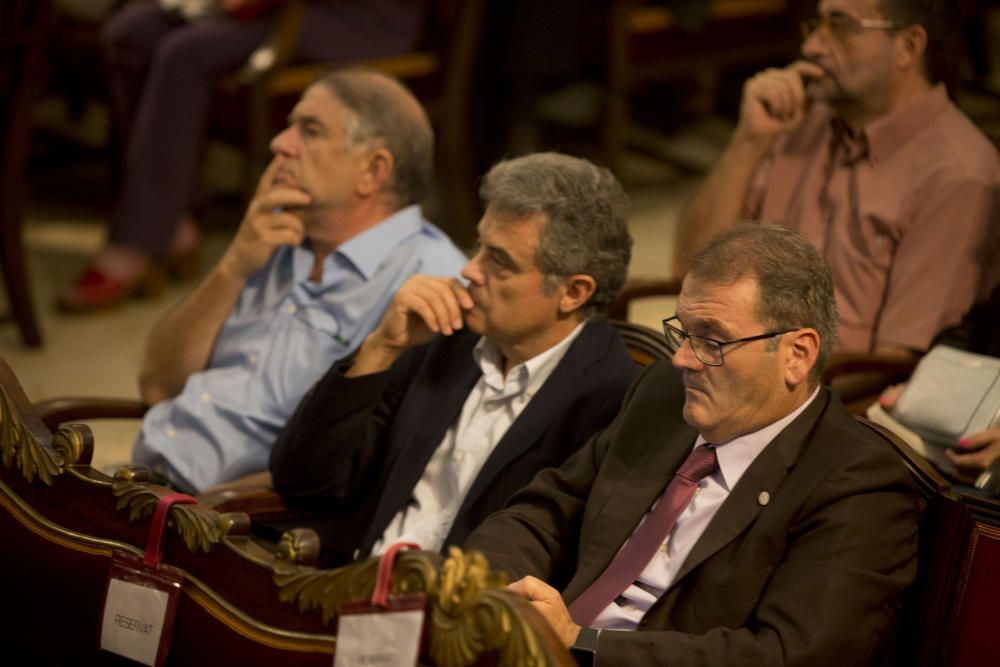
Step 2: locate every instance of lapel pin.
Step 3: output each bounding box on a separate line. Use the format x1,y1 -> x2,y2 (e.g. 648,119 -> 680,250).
758,491 -> 770,506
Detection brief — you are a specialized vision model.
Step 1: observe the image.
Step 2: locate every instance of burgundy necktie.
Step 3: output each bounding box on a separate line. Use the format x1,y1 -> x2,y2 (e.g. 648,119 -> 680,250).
568,444 -> 718,627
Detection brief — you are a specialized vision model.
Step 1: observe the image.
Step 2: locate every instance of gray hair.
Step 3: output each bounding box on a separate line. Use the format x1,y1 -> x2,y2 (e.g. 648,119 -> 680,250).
313,68 -> 433,207
479,153 -> 632,316
688,223 -> 839,385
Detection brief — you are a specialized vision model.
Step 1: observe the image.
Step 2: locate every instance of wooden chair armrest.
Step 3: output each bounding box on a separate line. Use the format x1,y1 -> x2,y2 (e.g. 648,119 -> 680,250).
198,486 -> 293,518
824,353 -> 919,415
823,353 -> 919,383
33,397 -> 148,432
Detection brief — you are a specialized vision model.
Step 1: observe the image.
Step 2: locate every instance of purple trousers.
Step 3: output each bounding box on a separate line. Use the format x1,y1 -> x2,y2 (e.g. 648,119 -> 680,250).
103,0 -> 424,255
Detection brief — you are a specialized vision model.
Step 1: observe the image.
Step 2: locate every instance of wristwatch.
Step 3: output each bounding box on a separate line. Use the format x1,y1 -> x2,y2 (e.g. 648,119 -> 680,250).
569,627 -> 600,667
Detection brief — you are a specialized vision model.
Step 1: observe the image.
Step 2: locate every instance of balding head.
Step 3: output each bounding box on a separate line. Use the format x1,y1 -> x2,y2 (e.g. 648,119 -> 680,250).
312,68 -> 433,208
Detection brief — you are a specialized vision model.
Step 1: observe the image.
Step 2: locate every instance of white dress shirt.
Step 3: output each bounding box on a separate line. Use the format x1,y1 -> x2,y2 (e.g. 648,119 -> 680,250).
372,322 -> 586,554
592,387 -> 821,630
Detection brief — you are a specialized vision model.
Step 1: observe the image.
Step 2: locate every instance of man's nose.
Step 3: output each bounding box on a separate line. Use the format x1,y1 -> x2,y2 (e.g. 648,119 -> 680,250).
671,337 -> 704,371
800,30 -> 825,60
461,255 -> 485,284
270,126 -> 297,156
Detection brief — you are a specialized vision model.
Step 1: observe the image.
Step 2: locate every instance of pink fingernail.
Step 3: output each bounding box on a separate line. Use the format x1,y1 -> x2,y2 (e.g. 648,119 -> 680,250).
958,438 -> 969,447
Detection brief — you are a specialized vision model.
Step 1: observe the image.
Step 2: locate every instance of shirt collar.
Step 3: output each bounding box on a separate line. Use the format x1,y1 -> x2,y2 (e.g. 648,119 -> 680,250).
335,204 -> 425,280
835,83 -> 950,166
472,321 -> 587,401
292,204 -> 425,284
695,386 -> 821,491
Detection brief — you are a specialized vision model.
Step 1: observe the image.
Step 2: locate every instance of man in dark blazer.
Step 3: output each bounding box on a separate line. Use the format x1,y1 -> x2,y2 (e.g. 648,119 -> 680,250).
465,224 -> 919,666
270,153 -> 639,566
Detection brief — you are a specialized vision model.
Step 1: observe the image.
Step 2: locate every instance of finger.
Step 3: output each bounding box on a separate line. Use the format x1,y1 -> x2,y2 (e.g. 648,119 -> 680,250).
406,279 -> 463,335
945,448 -> 991,469
450,278 -> 475,312
399,287 -> 449,335
253,212 -> 306,237
420,276 -> 467,327
259,187 -> 312,212
959,428 -> 1000,450
508,576 -> 551,602
254,159 -> 281,199
879,383 -> 906,408
750,76 -> 793,120
789,59 -> 827,82
254,216 -> 306,246
764,74 -> 804,120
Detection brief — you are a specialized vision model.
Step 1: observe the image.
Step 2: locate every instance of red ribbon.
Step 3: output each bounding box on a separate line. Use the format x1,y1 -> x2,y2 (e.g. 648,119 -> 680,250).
372,542 -> 421,608
143,493 -> 197,569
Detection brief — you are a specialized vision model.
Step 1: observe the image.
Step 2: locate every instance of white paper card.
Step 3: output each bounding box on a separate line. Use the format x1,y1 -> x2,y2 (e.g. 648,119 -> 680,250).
100,578 -> 169,666
334,609 -> 423,667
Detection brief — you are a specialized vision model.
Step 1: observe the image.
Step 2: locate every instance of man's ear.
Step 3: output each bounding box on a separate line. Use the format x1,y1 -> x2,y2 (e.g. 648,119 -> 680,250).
783,328 -> 820,387
894,24 -> 927,73
356,147 -> 395,197
559,274 -> 597,315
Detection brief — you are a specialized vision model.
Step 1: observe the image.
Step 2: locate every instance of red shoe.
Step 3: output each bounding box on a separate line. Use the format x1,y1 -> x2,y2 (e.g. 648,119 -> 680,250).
56,264 -> 166,313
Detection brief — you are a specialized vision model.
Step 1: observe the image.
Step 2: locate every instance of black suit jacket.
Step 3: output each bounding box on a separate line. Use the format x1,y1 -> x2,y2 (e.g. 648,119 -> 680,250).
465,361 -> 919,666
270,317 -> 639,566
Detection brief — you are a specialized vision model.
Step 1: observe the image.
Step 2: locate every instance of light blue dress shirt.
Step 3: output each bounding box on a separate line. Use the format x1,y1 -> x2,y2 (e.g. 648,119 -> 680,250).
133,205 -> 467,492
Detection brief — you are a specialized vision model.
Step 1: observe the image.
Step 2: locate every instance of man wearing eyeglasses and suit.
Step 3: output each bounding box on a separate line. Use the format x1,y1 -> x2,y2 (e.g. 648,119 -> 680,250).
466,224 -> 918,666
674,0 -> 1000,357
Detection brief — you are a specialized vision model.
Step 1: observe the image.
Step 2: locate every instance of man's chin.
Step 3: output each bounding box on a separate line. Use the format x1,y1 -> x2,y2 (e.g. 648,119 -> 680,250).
681,401 -> 706,432
462,308 -> 486,335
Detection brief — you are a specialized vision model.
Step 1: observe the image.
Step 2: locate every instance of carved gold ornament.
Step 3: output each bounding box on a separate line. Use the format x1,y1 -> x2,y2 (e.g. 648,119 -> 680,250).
112,478 -> 221,552
0,387 -> 60,485
275,545 -> 563,666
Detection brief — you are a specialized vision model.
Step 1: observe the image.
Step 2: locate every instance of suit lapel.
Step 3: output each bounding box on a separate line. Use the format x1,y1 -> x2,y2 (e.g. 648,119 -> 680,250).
454,320 -> 609,518
364,334 -> 482,546
566,421 -> 698,602
667,388 -> 832,589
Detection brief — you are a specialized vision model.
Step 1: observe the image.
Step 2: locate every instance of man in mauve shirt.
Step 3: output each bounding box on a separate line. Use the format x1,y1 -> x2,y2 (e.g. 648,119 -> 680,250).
675,0 -> 1000,355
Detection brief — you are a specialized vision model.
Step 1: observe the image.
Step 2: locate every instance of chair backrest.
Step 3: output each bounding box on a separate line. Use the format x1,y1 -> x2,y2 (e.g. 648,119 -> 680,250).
855,417 -> 971,667
0,356 -> 572,665
612,319 -> 673,367
939,492 -> 1000,667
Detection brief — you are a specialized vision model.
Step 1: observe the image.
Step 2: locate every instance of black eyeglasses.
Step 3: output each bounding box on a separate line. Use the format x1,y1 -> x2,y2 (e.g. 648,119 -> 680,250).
801,14 -> 901,41
662,316 -> 799,367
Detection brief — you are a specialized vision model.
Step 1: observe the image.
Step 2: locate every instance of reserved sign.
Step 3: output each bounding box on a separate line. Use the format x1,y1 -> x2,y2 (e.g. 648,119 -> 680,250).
101,578 -> 170,665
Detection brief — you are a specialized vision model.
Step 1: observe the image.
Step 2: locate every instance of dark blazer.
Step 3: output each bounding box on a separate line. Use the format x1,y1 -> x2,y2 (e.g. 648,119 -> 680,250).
270,317 -> 639,566
465,361 -> 919,666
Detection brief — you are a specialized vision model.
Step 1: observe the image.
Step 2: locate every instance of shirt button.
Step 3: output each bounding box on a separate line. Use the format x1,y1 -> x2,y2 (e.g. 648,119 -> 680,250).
200,392 -> 211,403
166,428 -> 176,439
453,451 -> 465,463
287,303 -> 297,315
249,354 -> 259,366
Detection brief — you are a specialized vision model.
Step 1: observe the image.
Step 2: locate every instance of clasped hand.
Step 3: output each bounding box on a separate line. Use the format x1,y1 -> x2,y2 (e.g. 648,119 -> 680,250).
221,160 -> 312,281
370,275 -> 475,351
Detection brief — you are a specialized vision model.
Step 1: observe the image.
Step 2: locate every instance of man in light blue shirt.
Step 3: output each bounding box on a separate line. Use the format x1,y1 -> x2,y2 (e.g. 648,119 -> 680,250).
133,69 -> 467,492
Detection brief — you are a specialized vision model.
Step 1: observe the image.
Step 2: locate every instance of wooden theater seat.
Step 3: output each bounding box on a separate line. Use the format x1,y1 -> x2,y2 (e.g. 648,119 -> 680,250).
937,491 -> 1000,667
0,356 -> 571,665
856,418 -> 965,666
